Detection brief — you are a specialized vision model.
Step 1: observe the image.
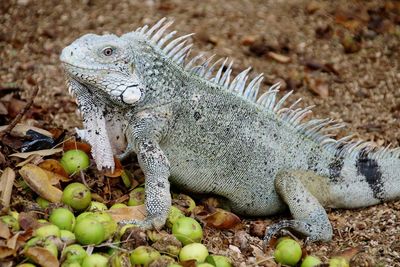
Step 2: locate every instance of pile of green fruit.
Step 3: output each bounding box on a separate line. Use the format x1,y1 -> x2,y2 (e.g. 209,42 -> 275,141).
1,149 -> 233,267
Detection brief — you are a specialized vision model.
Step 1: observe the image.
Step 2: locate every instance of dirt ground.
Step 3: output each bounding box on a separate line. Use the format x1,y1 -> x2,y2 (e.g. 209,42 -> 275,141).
1,0 -> 400,266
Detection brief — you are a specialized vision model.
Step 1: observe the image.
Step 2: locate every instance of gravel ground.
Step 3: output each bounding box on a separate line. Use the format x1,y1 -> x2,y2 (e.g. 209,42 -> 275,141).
1,0 -> 400,265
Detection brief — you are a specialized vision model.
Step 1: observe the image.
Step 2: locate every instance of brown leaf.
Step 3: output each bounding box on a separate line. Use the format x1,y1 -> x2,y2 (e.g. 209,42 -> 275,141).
19,164 -> 63,203
39,159 -> 69,179
107,205 -> 146,222
25,247 -> 59,267
0,124 -> 53,138
7,98 -> 26,118
180,260 -> 197,267
10,148 -> 63,159
335,247 -> 362,261
18,212 -> 41,231
63,140 -> 91,154
305,75 -> 329,98
0,221 -> 11,239
0,168 -> 15,207
0,246 -> 15,259
196,207 -> 241,230
267,51 -> 291,63
6,233 -> 19,250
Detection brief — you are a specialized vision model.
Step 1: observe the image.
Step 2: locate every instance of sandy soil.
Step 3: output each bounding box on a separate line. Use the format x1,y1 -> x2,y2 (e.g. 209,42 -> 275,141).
1,0 -> 400,265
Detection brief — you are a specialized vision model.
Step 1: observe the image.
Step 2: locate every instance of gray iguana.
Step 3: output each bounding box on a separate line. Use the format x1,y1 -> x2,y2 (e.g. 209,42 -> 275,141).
60,18 -> 400,243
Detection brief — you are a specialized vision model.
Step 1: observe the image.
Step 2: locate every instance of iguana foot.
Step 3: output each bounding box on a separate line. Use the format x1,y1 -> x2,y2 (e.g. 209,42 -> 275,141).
265,170 -> 333,246
263,219 -> 318,246
119,216 -> 166,230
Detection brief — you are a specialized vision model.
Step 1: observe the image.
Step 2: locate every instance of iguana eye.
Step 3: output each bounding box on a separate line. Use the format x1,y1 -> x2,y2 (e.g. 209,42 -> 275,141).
102,47 -> 114,56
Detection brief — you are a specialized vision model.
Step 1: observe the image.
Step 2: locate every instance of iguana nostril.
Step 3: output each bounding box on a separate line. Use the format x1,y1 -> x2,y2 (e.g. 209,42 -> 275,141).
70,51 -> 73,56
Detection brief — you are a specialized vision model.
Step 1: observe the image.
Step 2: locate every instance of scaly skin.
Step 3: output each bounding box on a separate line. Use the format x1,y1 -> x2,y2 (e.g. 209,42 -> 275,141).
60,19 -> 400,243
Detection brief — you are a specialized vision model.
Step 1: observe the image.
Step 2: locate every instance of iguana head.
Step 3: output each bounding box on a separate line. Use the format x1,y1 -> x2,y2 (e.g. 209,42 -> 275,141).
60,33 -> 144,105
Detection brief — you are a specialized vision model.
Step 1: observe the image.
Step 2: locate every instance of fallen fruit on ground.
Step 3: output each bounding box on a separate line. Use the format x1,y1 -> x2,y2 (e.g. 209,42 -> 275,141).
88,201 -> 108,211
60,149 -> 90,174
34,224 -> 61,238
62,182 -> 92,211
74,217 -> 105,245
81,253 -> 109,267
167,205 -> 185,228
0,215 -> 20,231
129,246 -> 161,266
49,207 -> 75,231
329,257 -> 350,267
206,255 -> 233,267
301,255 -> 322,267
179,243 -> 209,263
62,244 -> 87,264
274,238 -> 302,266
128,187 -> 145,206
172,217 -> 203,245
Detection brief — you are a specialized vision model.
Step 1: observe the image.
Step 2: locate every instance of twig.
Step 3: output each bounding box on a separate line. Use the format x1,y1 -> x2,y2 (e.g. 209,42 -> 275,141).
0,85 -> 40,137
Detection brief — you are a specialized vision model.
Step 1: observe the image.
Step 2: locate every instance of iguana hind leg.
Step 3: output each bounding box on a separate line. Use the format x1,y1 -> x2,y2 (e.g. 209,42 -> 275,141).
264,170 -> 333,244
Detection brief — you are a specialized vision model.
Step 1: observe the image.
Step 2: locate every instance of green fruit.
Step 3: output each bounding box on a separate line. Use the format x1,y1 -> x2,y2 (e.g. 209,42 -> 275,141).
0,215 -> 20,231
49,208 -> 75,231
130,246 -> 161,266
74,218 -> 105,245
81,253 -> 108,267
197,264 -> 214,267
60,230 -> 76,244
301,255 -> 322,267
166,206 -> 185,228
329,257 -> 349,267
85,212 -> 117,240
60,150 -> 90,174
274,239 -> 302,266
76,212 -> 93,222
128,187 -> 145,206
172,217 -> 203,245
206,255 -> 233,267
35,224 -> 61,238
62,183 -> 92,211
173,194 -> 196,214
118,224 -> 137,239
62,244 -> 87,264
179,243 -> 209,263
88,201 -> 108,212
36,197 -> 50,209
110,203 -> 127,209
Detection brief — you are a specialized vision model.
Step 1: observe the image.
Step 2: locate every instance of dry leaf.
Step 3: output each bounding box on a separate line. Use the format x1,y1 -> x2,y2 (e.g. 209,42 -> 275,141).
0,246 -> 15,259
25,247 -> 59,267
39,159 -> 69,179
335,247 -> 361,261
0,168 -> 15,207
0,221 -> 11,239
16,154 -> 43,167
6,233 -> 19,250
107,205 -> 146,222
305,75 -> 329,98
267,51 -> 291,63
18,212 -> 41,231
196,207 -> 241,230
0,124 -> 53,138
10,148 -> 63,159
19,164 -> 63,203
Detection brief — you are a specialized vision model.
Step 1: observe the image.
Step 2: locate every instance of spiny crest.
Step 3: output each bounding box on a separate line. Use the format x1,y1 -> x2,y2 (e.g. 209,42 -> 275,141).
136,18 -> 399,161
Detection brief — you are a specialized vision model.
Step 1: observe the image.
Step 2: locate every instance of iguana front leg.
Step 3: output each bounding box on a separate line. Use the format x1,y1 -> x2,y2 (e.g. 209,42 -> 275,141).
264,170 -> 333,244
120,111 -> 171,229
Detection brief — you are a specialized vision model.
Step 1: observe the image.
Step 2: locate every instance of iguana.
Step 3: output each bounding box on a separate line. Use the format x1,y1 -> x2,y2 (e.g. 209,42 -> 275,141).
60,18 -> 400,243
